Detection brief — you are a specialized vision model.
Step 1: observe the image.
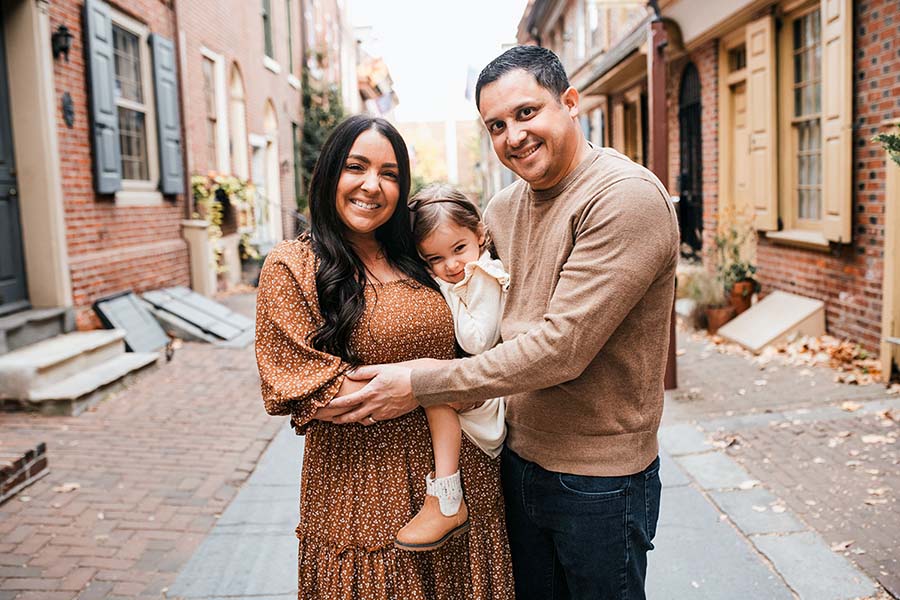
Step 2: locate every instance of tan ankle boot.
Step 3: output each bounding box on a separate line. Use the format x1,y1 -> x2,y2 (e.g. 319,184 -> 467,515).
395,472 -> 470,552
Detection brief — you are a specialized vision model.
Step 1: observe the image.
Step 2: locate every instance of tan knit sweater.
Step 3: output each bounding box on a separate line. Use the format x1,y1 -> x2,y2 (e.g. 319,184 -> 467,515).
411,147 -> 678,476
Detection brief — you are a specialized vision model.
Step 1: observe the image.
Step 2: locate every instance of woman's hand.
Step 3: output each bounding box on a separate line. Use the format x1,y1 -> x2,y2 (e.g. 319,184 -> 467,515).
313,374 -> 371,422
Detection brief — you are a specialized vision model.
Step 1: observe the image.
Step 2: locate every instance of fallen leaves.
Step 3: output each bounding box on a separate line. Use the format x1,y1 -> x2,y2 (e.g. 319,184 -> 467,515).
831,540 -> 855,551
703,332 -> 887,385
52,482 -> 81,493
860,434 -> 896,445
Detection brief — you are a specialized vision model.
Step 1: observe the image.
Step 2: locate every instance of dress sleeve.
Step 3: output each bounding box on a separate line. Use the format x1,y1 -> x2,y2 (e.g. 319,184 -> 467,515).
255,241 -> 349,431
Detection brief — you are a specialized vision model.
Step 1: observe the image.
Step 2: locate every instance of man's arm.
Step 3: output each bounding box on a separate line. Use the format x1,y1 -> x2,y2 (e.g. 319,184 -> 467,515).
331,178 -> 676,422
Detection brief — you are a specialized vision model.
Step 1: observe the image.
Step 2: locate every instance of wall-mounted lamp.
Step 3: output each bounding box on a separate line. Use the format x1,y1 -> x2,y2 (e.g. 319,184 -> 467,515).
51,24 -> 74,62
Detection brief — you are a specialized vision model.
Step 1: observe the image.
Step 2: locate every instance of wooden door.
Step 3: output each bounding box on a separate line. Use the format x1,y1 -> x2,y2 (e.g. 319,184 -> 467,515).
678,63 -> 703,258
0,10 -> 28,315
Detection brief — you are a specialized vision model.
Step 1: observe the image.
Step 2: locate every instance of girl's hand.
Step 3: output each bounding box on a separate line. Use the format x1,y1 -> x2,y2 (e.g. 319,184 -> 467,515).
449,400 -> 486,413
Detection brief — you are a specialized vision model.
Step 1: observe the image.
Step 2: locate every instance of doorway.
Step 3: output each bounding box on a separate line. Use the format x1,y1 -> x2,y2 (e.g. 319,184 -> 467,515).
678,62 -> 703,259
0,9 -> 28,315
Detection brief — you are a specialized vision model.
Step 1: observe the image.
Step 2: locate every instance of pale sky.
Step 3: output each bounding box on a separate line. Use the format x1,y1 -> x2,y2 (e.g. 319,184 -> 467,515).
348,0 -> 528,123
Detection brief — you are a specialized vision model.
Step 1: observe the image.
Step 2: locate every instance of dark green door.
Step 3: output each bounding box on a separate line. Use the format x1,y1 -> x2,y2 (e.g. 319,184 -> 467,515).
0,9 -> 28,315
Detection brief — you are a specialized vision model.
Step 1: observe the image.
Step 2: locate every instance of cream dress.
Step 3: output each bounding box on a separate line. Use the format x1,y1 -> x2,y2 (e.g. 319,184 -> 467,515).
435,251 -> 509,459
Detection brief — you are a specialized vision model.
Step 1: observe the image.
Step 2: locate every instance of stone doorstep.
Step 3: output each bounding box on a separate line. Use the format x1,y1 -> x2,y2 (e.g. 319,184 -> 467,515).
0,442 -> 49,505
8,352 -> 162,416
0,330 -> 127,399
0,307 -> 72,355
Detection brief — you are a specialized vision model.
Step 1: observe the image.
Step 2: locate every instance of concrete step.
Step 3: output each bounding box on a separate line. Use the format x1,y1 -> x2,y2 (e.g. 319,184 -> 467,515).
0,307 -> 73,355
0,330 -> 126,399
24,352 -> 160,416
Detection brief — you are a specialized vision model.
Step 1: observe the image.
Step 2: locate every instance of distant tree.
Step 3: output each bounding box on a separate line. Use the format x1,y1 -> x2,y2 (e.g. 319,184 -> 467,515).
298,68 -> 345,212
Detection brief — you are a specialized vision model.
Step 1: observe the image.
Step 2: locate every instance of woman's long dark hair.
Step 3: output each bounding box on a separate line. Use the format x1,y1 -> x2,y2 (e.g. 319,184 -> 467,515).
307,115 -> 437,366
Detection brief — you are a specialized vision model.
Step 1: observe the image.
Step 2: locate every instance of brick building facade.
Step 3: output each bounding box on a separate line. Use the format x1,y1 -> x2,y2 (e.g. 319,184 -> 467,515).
1,0 -> 189,330
515,0 -> 900,371
1,0 -> 360,331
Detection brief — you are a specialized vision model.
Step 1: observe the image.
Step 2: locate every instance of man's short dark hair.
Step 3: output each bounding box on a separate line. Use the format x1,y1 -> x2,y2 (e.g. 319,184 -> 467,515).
475,45 -> 570,110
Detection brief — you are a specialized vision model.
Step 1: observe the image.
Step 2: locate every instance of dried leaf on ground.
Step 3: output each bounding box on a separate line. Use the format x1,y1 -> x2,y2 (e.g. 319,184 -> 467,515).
841,401 -> 863,412
52,482 -> 81,493
830,540 -> 855,551
861,434 -> 895,445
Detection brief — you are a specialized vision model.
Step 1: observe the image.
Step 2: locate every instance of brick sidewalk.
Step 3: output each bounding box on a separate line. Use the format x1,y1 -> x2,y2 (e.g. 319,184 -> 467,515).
668,329 -> 899,598
0,324 -> 283,599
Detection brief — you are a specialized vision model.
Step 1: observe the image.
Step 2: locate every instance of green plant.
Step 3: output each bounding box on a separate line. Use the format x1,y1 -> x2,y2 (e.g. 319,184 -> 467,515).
191,173 -> 255,274
683,269 -> 728,308
298,68 -> 345,212
873,123 -> 900,167
712,209 -> 760,294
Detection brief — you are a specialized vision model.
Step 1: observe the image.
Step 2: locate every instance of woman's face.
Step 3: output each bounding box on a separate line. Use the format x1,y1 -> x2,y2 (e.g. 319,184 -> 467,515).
335,128 -> 401,240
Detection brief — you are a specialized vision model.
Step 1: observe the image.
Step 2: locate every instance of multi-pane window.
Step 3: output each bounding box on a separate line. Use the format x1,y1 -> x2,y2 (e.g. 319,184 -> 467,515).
286,0 -> 294,73
113,24 -> 149,180
586,1 -> 604,53
728,45 -> 747,72
202,57 -> 218,168
292,122 -> 302,206
262,0 -> 274,59
792,8 -> 822,221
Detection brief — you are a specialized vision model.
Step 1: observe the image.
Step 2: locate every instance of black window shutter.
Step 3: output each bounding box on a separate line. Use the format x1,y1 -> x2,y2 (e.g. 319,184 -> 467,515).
150,34 -> 184,195
84,0 -> 122,194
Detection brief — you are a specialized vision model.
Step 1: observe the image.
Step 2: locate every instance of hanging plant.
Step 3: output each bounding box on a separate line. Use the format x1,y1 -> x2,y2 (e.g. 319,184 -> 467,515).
191,172 -> 257,274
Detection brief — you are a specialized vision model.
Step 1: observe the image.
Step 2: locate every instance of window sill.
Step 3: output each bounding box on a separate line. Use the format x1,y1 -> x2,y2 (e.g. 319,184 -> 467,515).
287,74 -> 301,89
115,188 -> 164,207
263,56 -> 281,74
764,229 -> 831,251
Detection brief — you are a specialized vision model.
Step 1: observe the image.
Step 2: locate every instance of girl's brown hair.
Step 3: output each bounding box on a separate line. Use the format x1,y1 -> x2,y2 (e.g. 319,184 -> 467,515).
408,184 -> 490,250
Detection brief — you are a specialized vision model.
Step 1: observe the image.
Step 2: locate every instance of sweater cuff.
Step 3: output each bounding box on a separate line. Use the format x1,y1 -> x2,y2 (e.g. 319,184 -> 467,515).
412,365 -> 453,407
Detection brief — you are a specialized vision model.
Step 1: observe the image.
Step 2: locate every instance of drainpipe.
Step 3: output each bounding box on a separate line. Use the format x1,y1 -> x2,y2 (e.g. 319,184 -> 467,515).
171,0 -> 193,219
647,0 -> 677,390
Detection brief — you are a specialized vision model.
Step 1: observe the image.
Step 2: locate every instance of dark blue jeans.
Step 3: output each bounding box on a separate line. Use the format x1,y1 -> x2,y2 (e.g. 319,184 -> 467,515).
501,447 -> 661,600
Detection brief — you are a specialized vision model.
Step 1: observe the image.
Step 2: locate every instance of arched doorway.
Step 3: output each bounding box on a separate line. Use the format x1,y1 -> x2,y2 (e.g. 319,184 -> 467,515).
678,62 -> 703,259
228,64 -> 248,180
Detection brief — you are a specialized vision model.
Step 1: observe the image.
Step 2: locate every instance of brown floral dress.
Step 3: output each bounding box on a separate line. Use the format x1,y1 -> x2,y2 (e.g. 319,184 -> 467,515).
255,237 -> 515,600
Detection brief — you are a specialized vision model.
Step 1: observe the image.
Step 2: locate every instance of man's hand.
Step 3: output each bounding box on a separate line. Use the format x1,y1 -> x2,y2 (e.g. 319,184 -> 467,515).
328,363 -> 418,425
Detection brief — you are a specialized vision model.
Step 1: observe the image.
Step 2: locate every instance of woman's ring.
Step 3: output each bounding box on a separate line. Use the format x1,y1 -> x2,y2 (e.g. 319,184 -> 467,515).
366,415 -> 377,425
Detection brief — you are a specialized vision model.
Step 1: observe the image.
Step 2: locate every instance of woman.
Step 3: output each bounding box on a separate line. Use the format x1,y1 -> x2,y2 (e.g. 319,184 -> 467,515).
255,114 -> 514,599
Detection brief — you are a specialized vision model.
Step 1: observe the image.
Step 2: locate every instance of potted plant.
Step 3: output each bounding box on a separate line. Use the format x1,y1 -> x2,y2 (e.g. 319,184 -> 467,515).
683,269 -> 735,334
713,210 -> 760,315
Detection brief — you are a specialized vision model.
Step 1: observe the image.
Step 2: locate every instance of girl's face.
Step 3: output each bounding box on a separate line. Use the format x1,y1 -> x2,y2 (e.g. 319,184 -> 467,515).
418,221 -> 485,284
335,129 -> 400,241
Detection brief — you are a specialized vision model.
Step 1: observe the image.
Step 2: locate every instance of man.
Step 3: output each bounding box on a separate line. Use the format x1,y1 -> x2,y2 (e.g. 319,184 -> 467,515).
329,45 -> 678,599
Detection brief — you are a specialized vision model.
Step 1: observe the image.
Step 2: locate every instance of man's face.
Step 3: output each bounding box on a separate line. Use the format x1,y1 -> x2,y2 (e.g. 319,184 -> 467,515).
479,69 -> 581,191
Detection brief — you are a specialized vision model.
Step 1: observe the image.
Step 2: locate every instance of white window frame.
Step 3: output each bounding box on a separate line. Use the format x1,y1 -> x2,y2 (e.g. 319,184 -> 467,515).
200,47 -> 230,174
110,8 -> 161,206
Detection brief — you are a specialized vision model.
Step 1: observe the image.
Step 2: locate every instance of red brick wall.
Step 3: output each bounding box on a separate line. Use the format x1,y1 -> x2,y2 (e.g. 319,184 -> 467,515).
177,0 -> 303,239
50,1 -> 189,329
754,0 -> 899,350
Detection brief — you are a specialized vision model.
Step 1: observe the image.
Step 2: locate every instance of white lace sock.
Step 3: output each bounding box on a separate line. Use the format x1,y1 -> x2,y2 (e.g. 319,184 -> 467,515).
426,471 -> 464,517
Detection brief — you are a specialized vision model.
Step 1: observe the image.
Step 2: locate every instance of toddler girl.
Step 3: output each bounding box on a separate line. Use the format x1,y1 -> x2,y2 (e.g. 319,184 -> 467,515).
394,183 -> 508,552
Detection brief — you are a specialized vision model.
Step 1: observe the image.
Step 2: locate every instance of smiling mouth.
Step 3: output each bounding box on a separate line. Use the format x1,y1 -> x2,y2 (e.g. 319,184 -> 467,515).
350,198 -> 380,210
509,143 -> 541,160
